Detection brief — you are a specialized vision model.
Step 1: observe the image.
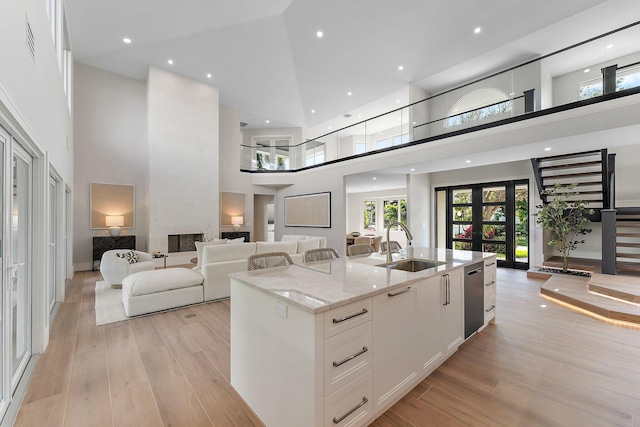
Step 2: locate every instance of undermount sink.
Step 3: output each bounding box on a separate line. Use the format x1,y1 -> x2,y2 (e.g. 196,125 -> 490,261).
378,259 -> 446,272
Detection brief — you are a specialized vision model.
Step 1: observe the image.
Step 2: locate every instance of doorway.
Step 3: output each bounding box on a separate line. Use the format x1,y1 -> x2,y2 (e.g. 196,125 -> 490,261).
436,180 -> 529,269
253,195 -> 275,242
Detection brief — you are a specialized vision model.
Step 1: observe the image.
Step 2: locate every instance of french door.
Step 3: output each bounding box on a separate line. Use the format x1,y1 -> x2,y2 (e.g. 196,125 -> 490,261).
49,175 -> 58,314
436,180 -> 529,269
10,144 -> 32,393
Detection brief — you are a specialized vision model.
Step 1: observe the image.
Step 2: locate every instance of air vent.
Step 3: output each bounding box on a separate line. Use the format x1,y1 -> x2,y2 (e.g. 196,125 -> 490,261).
26,17 -> 35,62
343,113 -> 352,118
240,122 -> 248,128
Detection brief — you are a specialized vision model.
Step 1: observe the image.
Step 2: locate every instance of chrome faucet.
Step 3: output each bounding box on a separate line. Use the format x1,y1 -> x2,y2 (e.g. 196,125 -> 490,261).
386,221 -> 413,263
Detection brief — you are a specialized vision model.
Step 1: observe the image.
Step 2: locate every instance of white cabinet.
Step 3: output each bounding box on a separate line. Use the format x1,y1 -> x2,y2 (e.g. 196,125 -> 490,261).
324,371 -> 373,427
443,268 -> 464,354
484,256 -> 497,325
417,269 -> 464,376
372,285 -> 420,414
416,275 -> 444,374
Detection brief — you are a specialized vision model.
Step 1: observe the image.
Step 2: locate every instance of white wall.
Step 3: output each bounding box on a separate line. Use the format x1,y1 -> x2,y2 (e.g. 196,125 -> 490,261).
73,64 -> 148,269
147,67 -> 219,263
0,0 -> 73,178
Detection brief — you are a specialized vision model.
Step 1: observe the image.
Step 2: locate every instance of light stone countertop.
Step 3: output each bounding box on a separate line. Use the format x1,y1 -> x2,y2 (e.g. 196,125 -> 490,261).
230,247 -> 495,314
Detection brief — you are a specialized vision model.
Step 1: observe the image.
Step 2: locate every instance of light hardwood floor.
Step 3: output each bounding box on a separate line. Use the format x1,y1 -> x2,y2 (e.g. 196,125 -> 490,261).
14,268 -> 640,426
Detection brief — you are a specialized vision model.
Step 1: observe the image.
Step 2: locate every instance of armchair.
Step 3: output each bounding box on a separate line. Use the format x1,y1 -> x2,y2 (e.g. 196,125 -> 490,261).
100,249 -> 155,288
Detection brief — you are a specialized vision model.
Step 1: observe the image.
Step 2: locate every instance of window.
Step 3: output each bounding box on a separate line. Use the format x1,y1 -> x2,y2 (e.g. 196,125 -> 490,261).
252,136 -> 291,170
578,65 -> 640,100
375,133 -> 409,150
445,89 -> 512,129
355,142 -> 367,154
383,199 -> 406,230
363,200 -> 376,231
305,140 -> 325,167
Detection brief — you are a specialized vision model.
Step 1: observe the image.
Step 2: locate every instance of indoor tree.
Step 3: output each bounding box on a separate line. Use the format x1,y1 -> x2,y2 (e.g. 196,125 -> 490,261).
534,183 -> 594,272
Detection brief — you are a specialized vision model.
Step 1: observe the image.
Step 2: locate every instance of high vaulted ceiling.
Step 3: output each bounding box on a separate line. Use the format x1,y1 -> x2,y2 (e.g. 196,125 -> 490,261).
66,0 -> 639,131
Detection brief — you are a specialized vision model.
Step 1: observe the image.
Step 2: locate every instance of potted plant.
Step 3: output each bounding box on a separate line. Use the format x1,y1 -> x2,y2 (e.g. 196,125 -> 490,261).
534,183 -> 594,273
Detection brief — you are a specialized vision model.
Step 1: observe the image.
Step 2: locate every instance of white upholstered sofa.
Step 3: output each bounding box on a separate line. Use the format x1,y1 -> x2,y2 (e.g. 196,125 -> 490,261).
198,236 -> 326,301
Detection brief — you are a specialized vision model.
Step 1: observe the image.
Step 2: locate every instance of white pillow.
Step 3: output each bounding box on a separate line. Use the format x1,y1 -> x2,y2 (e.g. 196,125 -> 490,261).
297,238 -> 320,254
195,240 -> 227,269
227,237 -> 246,244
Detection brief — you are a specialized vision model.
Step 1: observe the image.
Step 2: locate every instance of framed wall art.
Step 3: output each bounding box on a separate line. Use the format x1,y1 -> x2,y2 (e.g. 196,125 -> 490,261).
284,192 -> 331,228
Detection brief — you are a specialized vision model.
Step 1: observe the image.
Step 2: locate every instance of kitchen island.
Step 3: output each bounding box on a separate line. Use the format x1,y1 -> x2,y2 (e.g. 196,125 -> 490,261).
230,248 -> 497,427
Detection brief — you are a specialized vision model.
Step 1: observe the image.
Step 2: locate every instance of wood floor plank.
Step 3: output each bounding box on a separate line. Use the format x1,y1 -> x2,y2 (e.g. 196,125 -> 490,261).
140,345 -> 212,426
129,315 -> 166,352
21,339 -> 75,404
105,322 -> 163,427
74,308 -> 106,354
13,393 -> 66,427
177,350 -> 263,426
64,348 -> 113,427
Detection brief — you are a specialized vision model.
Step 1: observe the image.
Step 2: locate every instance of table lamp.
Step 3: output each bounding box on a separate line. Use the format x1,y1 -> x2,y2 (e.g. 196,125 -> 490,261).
105,215 -> 124,237
231,216 -> 243,232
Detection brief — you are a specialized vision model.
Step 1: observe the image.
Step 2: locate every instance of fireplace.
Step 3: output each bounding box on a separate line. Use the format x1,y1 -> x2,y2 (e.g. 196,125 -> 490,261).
167,233 -> 203,253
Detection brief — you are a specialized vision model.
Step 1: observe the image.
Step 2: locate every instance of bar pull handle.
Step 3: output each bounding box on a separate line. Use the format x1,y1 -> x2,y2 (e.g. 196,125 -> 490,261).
333,346 -> 368,367
485,262 -> 496,266
485,281 -> 496,287
388,287 -> 411,297
332,308 -> 368,324
486,305 -> 496,313
333,396 -> 368,424
467,268 -> 482,275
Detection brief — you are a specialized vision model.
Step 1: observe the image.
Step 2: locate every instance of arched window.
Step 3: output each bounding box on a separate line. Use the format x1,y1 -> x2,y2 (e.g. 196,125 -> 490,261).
445,88 -> 512,128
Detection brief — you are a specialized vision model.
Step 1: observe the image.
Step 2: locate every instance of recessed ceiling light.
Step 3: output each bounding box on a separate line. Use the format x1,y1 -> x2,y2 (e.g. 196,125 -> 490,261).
540,305 -> 547,308
265,119 -> 270,123
509,92 -> 515,97
396,99 -> 400,103
412,121 -> 416,125
206,73 -> 212,78
347,91 -> 352,96
584,68 -> 590,73
311,109 -> 315,113
328,126 -> 332,130
316,31 -> 323,38
123,37 -> 132,44
398,65 -> 404,71
474,27 -> 482,34
167,59 -> 174,65
410,168 -> 415,172
357,115 -> 361,118
372,177 -> 377,180
606,44 -> 613,49
544,147 -> 552,151
465,160 -> 471,163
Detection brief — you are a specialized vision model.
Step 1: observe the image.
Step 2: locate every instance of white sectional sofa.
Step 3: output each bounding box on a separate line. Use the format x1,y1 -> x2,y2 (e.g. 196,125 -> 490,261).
199,236 -> 326,301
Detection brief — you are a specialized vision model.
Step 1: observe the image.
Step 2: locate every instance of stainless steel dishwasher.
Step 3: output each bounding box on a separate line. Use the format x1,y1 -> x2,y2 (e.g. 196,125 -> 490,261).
464,262 -> 484,339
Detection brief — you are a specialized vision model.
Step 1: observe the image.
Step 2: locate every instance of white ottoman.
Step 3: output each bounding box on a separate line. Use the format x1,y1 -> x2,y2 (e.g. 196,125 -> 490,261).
122,268 -> 204,317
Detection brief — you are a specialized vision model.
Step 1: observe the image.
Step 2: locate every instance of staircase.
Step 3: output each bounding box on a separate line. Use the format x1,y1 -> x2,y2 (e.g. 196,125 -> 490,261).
531,149 -> 609,220
616,210 -> 640,273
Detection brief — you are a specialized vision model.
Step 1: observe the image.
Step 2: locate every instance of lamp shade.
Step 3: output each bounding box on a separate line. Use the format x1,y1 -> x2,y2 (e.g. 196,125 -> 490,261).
231,216 -> 244,225
105,215 -> 124,227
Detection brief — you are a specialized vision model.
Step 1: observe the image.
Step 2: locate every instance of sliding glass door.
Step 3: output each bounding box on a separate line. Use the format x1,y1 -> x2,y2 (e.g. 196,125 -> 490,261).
436,180 -> 529,269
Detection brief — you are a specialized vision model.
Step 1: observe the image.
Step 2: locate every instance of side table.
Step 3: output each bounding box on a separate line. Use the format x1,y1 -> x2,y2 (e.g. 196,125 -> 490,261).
152,254 -> 168,268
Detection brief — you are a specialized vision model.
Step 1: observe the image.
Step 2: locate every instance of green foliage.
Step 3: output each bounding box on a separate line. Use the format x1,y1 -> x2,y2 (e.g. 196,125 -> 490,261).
534,183 -> 594,272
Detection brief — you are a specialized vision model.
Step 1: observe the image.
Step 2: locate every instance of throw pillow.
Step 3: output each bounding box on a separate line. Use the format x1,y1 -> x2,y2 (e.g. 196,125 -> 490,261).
116,250 -> 139,264
227,237 -> 245,244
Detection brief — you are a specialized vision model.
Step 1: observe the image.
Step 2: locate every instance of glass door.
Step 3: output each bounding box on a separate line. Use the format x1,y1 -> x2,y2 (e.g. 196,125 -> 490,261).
437,180 -> 529,269
49,175 -> 58,314
0,127 -> 6,414
10,145 -> 32,392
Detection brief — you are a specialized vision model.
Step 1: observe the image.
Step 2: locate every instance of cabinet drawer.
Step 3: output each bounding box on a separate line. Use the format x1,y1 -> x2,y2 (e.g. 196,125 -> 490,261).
324,370 -> 373,427
324,299 -> 373,338
324,322 -> 372,396
484,293 -> 496,323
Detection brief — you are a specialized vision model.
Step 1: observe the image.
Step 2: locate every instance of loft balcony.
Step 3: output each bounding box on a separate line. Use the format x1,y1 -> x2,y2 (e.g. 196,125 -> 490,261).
240,22 -> 640,173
